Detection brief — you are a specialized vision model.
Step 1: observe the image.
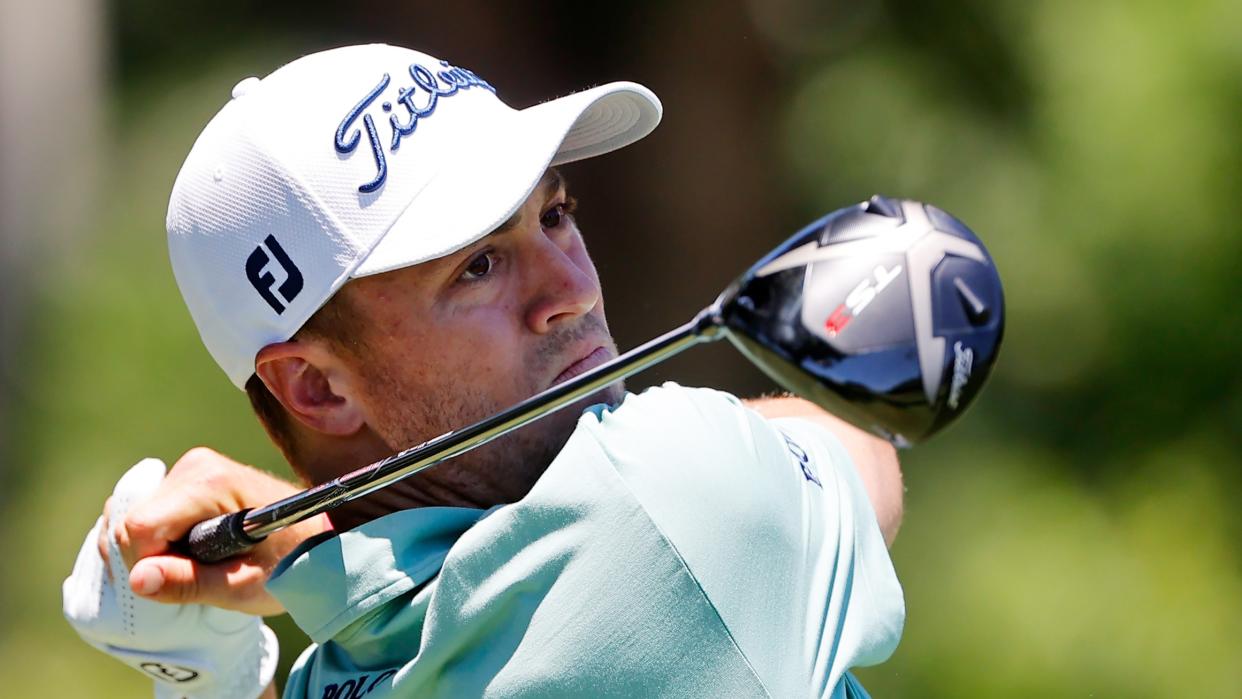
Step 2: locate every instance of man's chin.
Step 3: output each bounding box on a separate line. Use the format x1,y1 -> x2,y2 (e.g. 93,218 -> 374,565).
574,380 -> 625,411
598,380 -> 626,408
540,382 -> 624,426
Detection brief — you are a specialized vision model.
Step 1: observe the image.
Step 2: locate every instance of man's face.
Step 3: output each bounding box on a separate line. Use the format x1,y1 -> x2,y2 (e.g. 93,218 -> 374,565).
326,170 -> 623,507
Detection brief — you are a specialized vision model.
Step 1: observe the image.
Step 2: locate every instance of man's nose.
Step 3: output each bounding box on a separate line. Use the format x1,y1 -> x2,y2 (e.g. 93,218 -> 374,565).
525,236 -> 600,334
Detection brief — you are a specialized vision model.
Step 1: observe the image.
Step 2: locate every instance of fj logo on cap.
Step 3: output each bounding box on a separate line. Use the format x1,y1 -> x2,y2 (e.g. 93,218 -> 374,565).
246,234 -> 303,314
336,60 -> 495,194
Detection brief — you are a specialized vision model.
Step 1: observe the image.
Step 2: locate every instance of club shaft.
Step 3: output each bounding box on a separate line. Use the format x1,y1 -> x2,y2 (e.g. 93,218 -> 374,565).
240,307 -> 724,541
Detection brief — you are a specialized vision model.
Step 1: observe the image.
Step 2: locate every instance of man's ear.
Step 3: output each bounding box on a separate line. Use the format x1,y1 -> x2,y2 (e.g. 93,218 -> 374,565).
254,341 -> 365,436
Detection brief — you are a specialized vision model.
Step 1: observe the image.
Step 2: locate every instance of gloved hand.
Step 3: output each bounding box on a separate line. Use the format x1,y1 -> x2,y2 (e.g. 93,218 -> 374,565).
63,458 -> 279,699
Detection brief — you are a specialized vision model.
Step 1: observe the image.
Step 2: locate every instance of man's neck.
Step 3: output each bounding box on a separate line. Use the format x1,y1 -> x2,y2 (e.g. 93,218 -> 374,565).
293,426 -> 541,532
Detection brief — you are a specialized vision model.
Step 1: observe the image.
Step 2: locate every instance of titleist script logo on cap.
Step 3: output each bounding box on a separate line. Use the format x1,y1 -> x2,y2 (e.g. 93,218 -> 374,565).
243,58 -> 492,316
335,59 -> 495,193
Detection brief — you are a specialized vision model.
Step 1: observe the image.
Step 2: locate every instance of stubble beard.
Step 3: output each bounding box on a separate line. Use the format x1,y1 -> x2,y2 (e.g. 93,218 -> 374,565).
352,313 -> 625,509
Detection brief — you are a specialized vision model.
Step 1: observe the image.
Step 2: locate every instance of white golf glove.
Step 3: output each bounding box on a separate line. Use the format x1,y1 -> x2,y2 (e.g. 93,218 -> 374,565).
63,458 -> 279,699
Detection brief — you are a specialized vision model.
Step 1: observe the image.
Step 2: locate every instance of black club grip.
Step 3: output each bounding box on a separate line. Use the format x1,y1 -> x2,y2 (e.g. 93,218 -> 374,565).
178,509 -> 264,563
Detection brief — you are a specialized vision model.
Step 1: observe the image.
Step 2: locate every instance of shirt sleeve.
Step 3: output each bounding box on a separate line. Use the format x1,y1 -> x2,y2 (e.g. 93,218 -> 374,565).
583,383 -> 905,698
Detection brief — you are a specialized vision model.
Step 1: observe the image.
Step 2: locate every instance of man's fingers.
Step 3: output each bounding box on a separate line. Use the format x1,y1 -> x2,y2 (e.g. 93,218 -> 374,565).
103,450 -> 303,616
122,492 -> 211,556
116,512 -> 172,570
118,457 -> 246,568
120,448 -> 272,556
129,555 -> 284,617
129,557 -> 169,596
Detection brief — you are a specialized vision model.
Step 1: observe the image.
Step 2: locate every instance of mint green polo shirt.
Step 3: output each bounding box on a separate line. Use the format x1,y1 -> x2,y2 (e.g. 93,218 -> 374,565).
268,383 -> 904,698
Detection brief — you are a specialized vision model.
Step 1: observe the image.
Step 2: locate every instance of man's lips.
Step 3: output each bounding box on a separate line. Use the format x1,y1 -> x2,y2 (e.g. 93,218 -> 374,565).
551,346 -> 612,387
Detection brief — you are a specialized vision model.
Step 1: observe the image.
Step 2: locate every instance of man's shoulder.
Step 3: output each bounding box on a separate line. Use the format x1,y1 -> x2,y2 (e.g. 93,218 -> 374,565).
576,381 -> 839,481
568,381 -> 843,548
564,383 -> 903,697
578,382 -> 759,453
601,381 -> 746,415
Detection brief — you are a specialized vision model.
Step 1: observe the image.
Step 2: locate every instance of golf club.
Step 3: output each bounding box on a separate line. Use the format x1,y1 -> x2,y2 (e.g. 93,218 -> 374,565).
182,195 -> 1005,563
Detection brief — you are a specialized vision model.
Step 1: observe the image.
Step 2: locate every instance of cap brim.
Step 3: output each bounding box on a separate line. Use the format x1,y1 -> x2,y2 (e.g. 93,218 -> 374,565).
352,81 -> 661,277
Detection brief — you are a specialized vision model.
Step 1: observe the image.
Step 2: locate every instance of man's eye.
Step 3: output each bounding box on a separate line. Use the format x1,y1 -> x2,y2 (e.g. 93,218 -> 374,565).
461,252 -> 494,280
540,196 -> 578,230
540,205 -> 564,229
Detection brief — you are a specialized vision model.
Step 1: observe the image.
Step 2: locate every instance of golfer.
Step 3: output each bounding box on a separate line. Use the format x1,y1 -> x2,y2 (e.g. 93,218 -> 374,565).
64,43 -> 905,698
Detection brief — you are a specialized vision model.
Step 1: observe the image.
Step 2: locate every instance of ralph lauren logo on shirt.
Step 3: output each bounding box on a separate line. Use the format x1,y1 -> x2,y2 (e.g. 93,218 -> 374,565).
320,669 -> 398,699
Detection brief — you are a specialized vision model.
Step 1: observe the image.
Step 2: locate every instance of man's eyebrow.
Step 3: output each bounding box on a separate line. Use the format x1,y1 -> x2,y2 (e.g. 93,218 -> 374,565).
488,169 -> 566,237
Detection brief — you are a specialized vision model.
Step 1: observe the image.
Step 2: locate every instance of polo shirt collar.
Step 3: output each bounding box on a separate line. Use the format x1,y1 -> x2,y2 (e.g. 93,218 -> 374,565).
266,506 -> 490,643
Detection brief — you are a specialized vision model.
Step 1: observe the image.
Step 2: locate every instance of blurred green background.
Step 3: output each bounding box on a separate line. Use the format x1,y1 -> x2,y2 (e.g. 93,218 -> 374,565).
2,0 -> 1240,696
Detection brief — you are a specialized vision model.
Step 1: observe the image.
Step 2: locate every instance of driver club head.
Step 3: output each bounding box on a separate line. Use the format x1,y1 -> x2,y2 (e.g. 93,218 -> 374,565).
716,195 -> 1005,446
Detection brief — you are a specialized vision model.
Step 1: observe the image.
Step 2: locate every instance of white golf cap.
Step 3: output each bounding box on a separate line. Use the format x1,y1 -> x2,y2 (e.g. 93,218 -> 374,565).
166,43 -> 661,388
